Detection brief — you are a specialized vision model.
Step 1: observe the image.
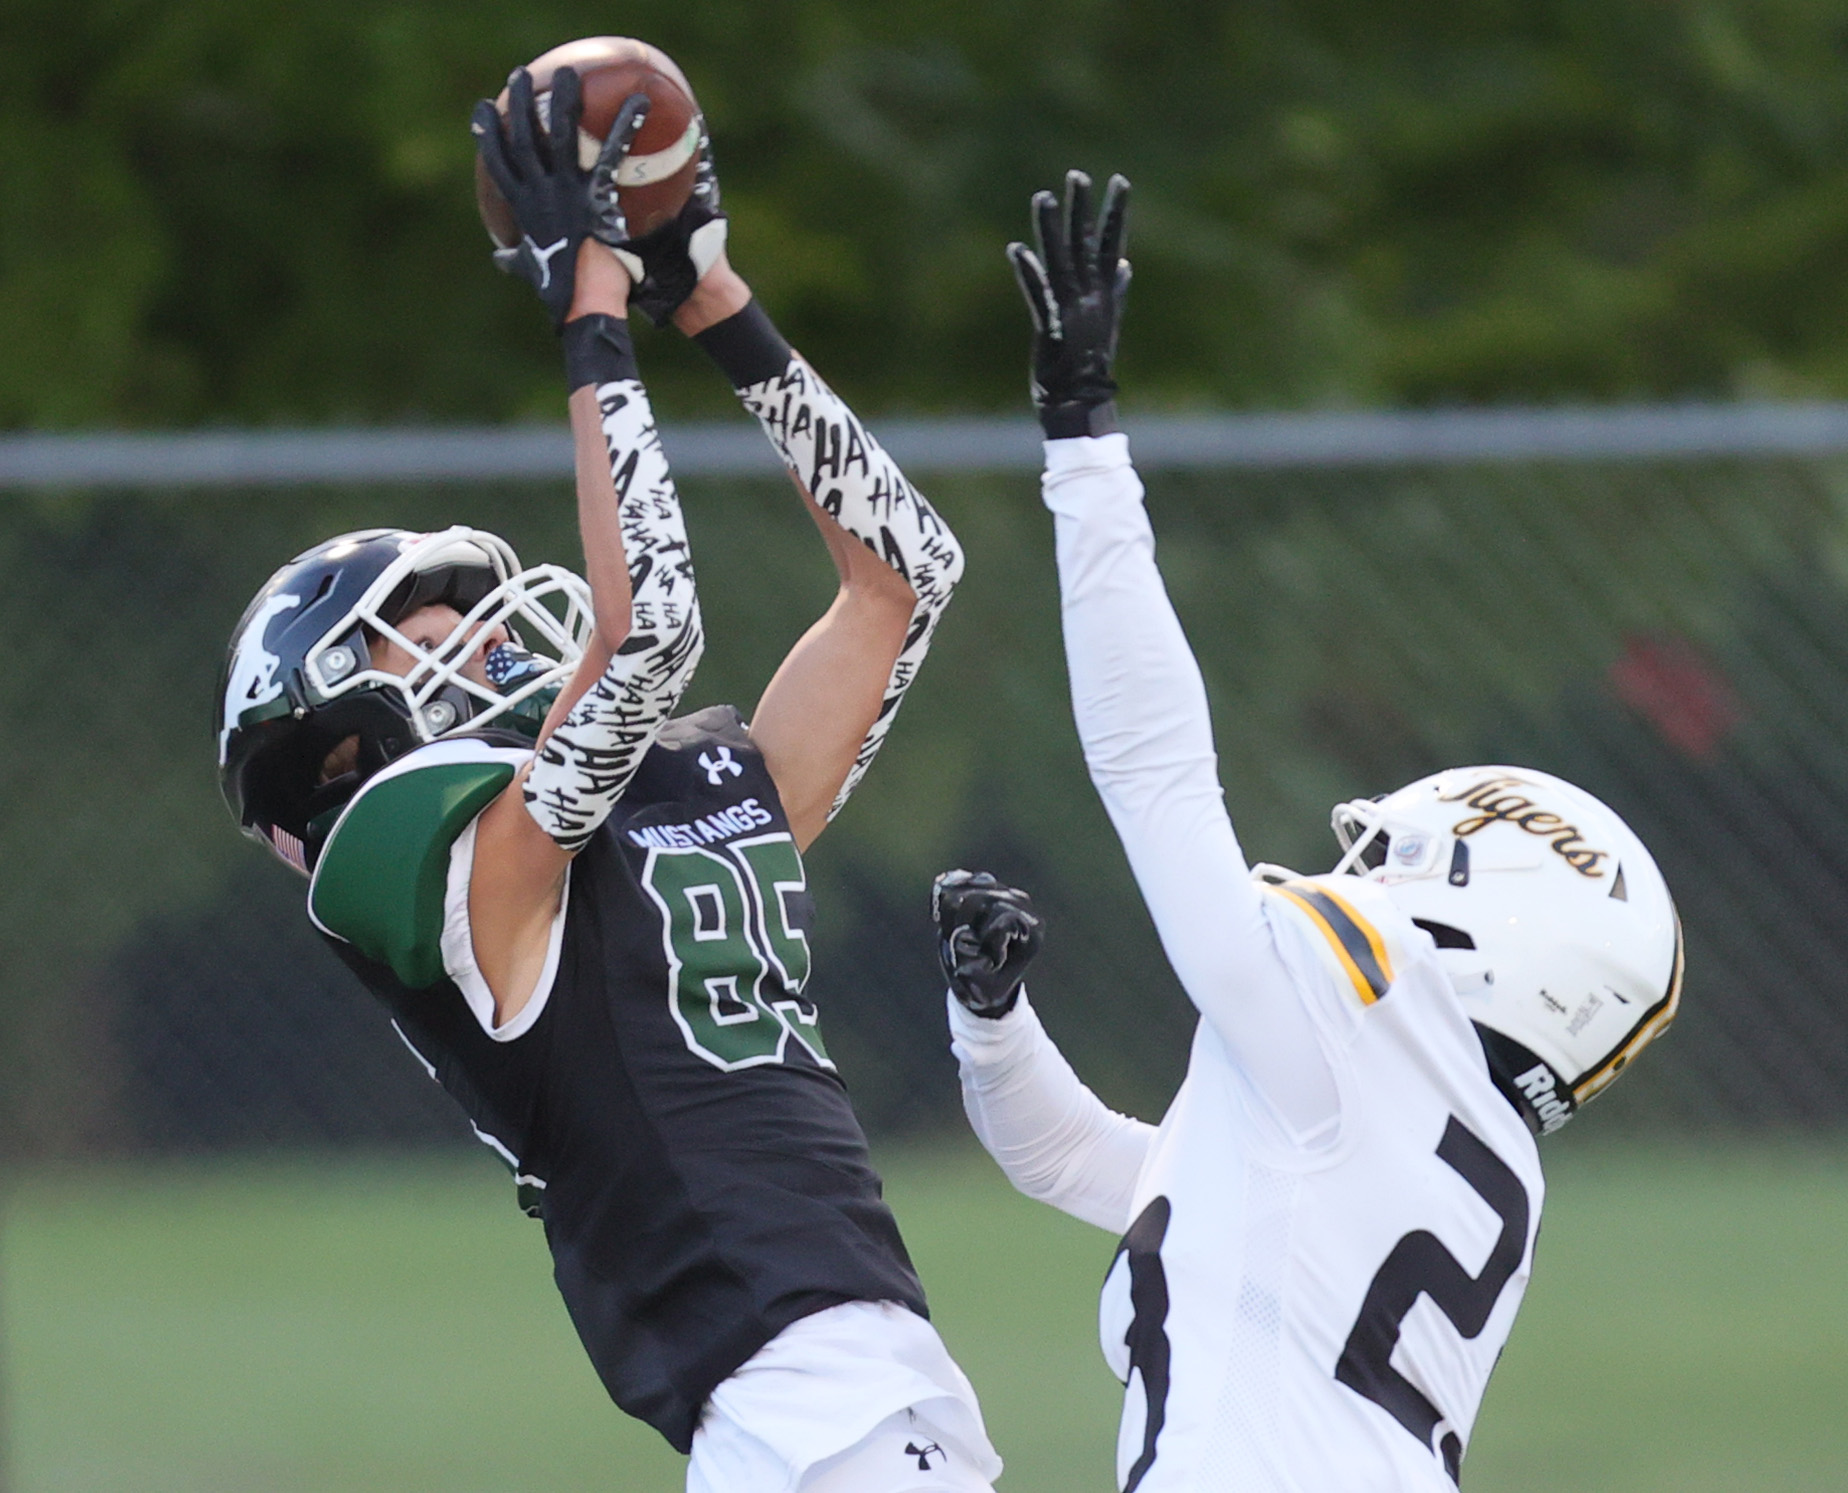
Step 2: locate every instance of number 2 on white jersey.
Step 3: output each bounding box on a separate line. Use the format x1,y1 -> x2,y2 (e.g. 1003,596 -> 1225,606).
1335,1115 -> 1530,1482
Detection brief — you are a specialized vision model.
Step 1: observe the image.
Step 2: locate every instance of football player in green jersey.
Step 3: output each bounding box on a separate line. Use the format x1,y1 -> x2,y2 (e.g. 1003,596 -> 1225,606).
216,71 -> 999,1493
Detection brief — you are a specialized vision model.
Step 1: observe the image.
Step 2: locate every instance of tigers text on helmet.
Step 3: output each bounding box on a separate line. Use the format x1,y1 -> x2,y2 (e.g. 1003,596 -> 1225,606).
217,526 -> 592,873
1329,766 -> 1682,1133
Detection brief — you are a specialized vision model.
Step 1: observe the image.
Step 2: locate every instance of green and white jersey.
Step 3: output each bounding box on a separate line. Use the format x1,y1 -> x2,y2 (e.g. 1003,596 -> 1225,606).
308,706 -> 927,1453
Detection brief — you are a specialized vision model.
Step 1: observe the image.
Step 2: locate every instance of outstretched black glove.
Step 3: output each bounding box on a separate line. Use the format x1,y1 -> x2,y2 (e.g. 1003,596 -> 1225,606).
471,67 -> 650,328
1006,170 -> 1131,439
598,123 -> 730,329
932,870 -> 1045,1020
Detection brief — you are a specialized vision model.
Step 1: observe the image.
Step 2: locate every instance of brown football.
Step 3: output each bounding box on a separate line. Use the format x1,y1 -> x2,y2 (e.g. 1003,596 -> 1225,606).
475,37 -> 703,247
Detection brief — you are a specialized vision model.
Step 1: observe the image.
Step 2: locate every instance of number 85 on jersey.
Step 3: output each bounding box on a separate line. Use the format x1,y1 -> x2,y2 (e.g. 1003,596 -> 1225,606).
640,834 -> 833,1072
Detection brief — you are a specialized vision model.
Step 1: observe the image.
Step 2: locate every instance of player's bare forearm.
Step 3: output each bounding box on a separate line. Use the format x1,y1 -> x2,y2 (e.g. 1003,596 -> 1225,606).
751,486 -> 917,849
672,254 -> 751,336
571,398 -> 633,649
509,248 -> 638,744
568,249 -> 636,652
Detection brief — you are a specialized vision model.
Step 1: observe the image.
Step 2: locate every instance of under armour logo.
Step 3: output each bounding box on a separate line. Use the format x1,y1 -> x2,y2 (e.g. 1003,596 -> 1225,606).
525,235 -> 570,290
904,1441 -> 944,1472
699,747 -> 744,785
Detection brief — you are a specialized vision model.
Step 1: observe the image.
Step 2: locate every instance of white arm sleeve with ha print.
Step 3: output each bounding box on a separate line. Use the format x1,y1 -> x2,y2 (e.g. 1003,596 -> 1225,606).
523,379 -> 704,851
736,356 -> 963,818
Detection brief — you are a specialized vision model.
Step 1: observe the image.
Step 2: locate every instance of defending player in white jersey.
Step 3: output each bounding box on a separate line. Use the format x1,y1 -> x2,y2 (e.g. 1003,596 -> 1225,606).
930,174 -> 1684,1492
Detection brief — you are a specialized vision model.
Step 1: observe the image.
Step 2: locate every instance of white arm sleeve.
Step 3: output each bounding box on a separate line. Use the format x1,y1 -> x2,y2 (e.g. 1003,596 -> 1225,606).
523,379 -> 704,851
1043,434 -> 1339,1136
737,356 -> 964,817
950,992 -> 1155,1233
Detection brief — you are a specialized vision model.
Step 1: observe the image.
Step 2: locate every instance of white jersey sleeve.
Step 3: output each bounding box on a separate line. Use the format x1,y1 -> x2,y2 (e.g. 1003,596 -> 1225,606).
949,992 -> 1155,1234
1041,434 -> 1337,1137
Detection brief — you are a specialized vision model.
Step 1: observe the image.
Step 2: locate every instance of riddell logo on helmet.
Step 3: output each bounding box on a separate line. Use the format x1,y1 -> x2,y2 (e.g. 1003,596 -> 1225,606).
1437,776 -> 1610,878
1513,1063 -> 1574,1133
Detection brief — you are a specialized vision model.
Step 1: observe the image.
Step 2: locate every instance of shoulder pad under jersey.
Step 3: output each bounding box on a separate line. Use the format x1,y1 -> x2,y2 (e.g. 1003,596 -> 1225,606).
1265,874 -> 1417,1009
656,702 -> 751,750
308,738 -> 528,988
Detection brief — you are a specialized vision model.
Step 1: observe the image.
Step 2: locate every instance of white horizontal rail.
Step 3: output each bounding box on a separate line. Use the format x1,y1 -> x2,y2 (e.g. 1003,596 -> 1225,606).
7,403 -> 1848,489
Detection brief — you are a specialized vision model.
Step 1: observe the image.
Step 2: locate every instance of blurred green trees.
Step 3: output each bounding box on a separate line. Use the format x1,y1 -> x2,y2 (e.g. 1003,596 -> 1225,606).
5,0 -> 1848,429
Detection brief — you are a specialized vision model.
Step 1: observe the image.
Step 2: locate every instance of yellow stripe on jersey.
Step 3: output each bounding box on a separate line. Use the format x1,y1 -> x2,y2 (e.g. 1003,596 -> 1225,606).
1275,881 -> 1397,1005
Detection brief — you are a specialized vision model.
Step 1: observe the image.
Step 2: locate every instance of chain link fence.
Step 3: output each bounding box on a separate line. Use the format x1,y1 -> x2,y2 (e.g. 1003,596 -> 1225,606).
5,412 -> 1848,1160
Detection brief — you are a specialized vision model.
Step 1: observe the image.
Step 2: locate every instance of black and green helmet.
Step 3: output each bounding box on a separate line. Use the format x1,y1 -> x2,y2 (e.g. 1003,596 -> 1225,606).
216,526 -> 591,871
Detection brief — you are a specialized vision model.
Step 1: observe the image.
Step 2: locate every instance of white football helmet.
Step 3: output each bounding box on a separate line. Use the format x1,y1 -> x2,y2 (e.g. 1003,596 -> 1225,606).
1329,766 -> 1683,1131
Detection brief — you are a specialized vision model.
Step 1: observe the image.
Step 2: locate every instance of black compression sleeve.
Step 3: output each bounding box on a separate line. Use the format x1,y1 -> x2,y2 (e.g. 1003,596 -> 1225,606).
692,300 -> 794,389
562,315 -> 640,392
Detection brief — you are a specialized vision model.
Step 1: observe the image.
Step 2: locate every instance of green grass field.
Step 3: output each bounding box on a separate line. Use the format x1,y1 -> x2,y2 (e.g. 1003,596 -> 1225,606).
7,1140 -> 1848,1491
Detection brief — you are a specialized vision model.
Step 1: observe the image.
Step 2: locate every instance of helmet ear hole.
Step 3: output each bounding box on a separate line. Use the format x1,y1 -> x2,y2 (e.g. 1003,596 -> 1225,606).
318,734 -> 361,786
1412,918 -> 1477,950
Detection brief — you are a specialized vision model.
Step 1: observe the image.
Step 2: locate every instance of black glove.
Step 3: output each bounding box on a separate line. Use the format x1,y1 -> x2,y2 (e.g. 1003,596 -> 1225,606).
599,123 -> 730,328
932,870 -> 1045,1019
1006,170 -> 1131,439
471,67 -> 650,328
